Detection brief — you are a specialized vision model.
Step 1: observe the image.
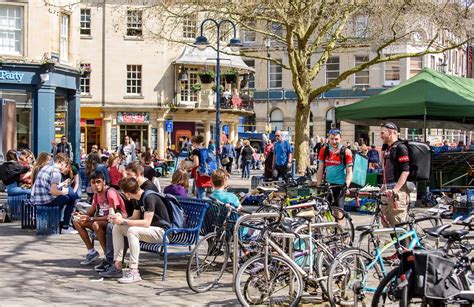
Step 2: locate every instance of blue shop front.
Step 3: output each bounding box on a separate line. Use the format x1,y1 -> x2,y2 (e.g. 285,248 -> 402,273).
0,63 -> 80,162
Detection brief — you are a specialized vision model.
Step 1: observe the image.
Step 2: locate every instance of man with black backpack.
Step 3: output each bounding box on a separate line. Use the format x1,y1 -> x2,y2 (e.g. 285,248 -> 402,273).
380,122 -> 410,227
316,129 -> 353,209
109,177 -> 172,284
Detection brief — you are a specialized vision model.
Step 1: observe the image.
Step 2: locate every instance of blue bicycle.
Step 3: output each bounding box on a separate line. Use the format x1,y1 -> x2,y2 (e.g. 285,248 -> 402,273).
326,216 -> 436,306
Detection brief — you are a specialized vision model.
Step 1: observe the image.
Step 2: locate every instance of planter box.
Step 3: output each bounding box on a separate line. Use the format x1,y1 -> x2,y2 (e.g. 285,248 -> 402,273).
199,74 -> 214,84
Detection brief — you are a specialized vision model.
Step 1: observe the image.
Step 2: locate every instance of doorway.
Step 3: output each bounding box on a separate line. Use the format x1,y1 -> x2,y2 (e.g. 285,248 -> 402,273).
81,126 -> 101,153
175,129 -> 192,151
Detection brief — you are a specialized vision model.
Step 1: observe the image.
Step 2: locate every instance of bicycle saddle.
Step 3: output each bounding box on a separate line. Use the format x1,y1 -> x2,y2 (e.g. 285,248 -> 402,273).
295,209 -> 316,219
455,215 -> 473,226
424,224 -> 452,238
441,229 -> 470,240
355,224 -> 374,232
256,186 -> 278,192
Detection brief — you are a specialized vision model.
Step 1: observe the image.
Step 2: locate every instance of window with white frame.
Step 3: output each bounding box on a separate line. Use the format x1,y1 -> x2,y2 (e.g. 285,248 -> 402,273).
243,20 -> 256,44
80,63 -> 91,95
269,59 -> 282,88
182,14 -> 196,39
353,15 -> 368,38
461,53 -> 465,76
410,56 -> 423,78
384,56 -> 400,85
430,55 -> 436,70
270,22 -> 283,38
60,14 -> 69,63
270,108 -> 284,131
80,8 -> 91,36
180,68 -> 198,103
325,56 -> 339,85
354,55 -> 369,86
455,50 -> 458,74
243,60 -> 255,88
126,65 -> 142,95
0,5 -> 23,55
126,10 -> 142,37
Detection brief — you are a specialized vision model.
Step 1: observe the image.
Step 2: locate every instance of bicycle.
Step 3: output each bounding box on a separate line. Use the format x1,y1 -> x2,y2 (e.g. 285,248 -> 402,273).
326,216 -> 435,306
234,202 -> 349,306
186,197 -> 257,293
372,215 -> 474,307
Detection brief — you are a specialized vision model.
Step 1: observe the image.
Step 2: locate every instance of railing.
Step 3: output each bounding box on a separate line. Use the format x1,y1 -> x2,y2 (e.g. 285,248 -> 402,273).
251,87 -> 386,101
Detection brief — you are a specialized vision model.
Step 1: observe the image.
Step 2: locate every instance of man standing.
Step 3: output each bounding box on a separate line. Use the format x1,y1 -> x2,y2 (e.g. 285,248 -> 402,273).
272,130 -> 293,180
316,129 -> 353,209
31,153 -> 76,233
52,135 -> 73,161
380,122 -> 410,227
73,171 -> 126,266
108,177 -> 171,283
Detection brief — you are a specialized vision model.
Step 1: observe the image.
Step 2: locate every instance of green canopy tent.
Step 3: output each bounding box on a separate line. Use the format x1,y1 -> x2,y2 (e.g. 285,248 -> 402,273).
336,68 -> 474,133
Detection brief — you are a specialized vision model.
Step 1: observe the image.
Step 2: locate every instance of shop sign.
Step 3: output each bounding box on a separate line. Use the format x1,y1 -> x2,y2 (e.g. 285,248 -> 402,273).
0,70 -> 24,82
117,112 -> 149,124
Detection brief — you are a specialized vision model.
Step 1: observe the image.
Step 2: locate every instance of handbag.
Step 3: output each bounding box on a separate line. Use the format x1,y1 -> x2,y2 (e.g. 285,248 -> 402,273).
222,157 -> 230,165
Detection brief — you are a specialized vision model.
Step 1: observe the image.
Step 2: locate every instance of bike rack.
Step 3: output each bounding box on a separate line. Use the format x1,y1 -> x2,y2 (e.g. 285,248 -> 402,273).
232,212 -> 280,287
232,214 -> 348,287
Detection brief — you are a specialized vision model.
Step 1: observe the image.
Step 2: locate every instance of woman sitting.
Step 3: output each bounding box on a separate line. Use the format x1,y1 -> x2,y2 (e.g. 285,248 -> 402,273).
0,150 -> 31,196
163,168 -> 189,197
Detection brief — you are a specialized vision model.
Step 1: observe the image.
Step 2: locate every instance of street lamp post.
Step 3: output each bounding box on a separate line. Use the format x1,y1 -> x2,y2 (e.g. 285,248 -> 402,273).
194,19 -> 242,162
265,39 -> 271,132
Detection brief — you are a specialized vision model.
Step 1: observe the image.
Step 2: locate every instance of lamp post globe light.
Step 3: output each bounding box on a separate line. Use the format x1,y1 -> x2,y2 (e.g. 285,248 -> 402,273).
194,18 -> 242,163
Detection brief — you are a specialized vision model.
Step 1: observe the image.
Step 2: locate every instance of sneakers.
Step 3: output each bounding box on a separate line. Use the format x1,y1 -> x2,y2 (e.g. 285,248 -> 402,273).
80,250 -> 100,265
100,265 -> 123,278
61,227 -> 78,234
94,260 -> 112,272
118,269 -> 142,284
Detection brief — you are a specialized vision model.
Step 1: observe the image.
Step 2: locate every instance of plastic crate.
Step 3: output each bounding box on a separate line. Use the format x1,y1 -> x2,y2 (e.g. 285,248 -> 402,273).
36,205 -> 61,235
21,200 -> 36,229
7,194 -> 30,221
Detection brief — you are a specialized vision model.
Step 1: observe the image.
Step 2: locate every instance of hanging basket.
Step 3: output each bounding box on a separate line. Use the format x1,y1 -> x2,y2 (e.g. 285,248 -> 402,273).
224,74 -> 237,84
197,71 -> 215,84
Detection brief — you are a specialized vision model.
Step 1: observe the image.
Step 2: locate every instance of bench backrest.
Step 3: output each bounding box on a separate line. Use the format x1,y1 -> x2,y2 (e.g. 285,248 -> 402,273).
170,197 -> 209,245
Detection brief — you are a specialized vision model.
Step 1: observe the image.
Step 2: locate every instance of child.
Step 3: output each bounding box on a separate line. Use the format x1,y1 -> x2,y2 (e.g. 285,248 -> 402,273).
163,168 -> 189,197
210,169 -> 240,208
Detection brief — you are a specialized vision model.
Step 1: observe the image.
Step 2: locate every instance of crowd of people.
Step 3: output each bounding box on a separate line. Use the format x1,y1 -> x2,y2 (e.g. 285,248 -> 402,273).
0,121 -> 415,284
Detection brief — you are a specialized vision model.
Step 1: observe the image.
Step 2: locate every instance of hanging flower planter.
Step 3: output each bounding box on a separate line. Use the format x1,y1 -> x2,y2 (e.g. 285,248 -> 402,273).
197,70 -> 215,84
42,61 -> 55,72
223,69 -> 238,84
191,83 -> 202,93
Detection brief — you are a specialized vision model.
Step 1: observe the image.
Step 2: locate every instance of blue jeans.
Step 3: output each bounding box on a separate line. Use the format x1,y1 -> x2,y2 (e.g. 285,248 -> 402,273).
196,187 -> 207,199
47,195 -> 74,229
242,160 -> 251,179
6,182 -> 31,196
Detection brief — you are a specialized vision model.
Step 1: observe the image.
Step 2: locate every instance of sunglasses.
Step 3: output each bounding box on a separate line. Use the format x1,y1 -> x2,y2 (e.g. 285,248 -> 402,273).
381,123 -> 398,131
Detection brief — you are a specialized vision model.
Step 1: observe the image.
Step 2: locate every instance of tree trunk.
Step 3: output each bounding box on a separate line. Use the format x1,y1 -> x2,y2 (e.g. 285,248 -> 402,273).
294,98 -> 311,175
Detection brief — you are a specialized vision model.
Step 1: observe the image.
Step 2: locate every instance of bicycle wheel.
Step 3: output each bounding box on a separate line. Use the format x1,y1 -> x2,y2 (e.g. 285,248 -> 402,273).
318,208 -> 355,244
315,247 -> 335,297
371,267 -> 400,307
186,232 -> 229,293
235,255 -> 304,307
327,248 -> 384,306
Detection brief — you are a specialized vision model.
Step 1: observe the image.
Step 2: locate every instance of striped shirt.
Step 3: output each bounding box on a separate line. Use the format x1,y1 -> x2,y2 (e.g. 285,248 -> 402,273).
31,165 -> 62,205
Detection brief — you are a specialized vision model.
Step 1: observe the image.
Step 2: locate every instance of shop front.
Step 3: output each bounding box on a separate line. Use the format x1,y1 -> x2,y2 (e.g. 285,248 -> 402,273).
80,107 -> 102,153
117,111 -> 150,151
0,63 -> 80,162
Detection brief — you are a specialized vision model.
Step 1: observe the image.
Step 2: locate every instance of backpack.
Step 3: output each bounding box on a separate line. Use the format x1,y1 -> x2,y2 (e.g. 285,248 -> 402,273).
143,190 -> 184,228
322,145 -> 368,187
197,148 -> 217,177
391,140 -> 432,182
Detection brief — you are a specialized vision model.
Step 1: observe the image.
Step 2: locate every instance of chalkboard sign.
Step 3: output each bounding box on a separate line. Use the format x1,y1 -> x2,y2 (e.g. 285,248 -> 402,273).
151,128 -> 157,150
111,126 -> 117,150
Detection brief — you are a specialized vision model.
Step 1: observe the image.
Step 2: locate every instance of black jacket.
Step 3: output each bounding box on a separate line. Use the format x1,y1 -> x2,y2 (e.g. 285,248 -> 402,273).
0,161 -> 29,185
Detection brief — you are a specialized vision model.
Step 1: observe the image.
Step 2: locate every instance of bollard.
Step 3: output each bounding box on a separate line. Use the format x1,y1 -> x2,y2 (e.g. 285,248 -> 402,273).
291,158 -> 296,178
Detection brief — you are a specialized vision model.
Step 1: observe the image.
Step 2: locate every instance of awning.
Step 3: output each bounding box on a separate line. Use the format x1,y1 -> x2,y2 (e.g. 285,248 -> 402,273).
173,46 -> 255,72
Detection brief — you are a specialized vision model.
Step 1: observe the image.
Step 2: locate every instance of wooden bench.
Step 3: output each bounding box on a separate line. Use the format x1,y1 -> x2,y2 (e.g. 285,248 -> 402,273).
139,197 -> 209,280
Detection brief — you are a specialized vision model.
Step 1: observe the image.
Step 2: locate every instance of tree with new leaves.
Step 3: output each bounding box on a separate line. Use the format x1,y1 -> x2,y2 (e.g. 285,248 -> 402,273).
104,0 -> 473,173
